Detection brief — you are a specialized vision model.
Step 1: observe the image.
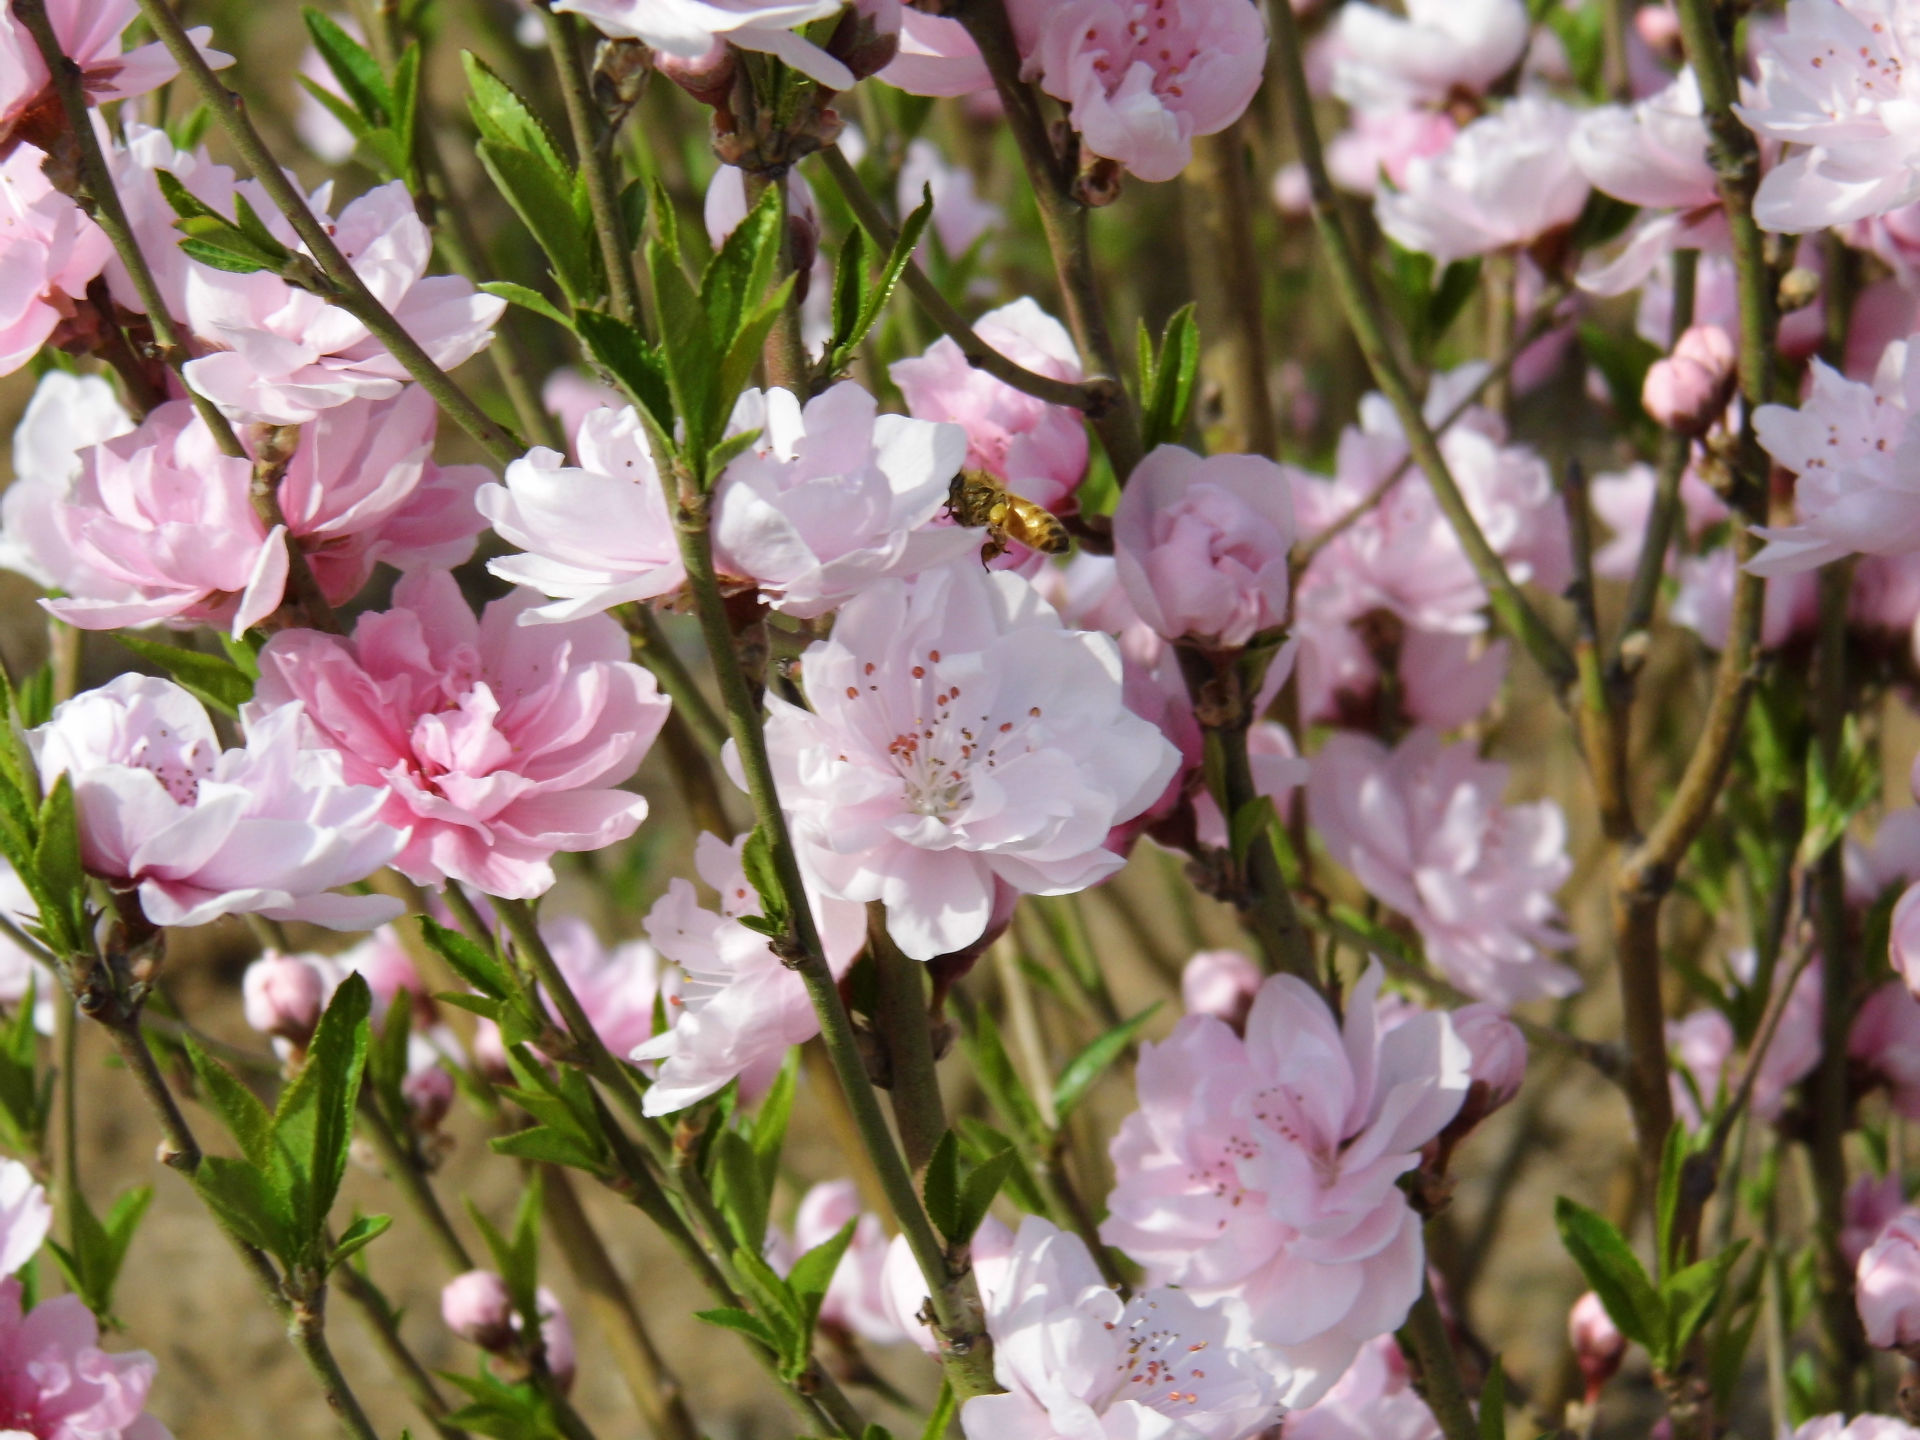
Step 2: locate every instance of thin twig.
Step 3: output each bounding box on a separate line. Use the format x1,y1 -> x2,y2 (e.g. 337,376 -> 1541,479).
541,5 -> 641,324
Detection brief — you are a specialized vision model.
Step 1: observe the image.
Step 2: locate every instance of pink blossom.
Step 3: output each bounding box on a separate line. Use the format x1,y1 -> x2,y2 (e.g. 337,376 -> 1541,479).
1332,0 -> 1528,109
892,298 -> 1087,520
1014,0 -> 1269,184
759,561 -> 1179,960
0,371 -> 131,593
1859,1211 -> 1920,1351
540,370 -> 621,455
0,0 -> 224,141
1451,1003 -> 1526,1114
1792,1417 -> 1920,1440
1323,108 -> 1459,196
1307,730 -> 1578,1007
1570,70 -> 1729,296
242,954 -> 327,1048
540,915 -> 664,1060
1748,343 -> 1920,576
1643,325 -> 1738,435
963,1216 -> 1285,1440
481,404 -> 688,623
635,832 -> 864,1114
1375,97 -> 1591,266
1894,880 -> 1920,997
878,9 -> 990,96
1568,1292 -> 1625,1401
1588,460 -> 1727,580
1672,545 -> 1819,651
1668,955 -> 1822,1127
553,0 -> 856,90
898,139 -> 1002,259
1112,445 -> 1295,650
250,570 -> 669,900
30,674 -> 405,930
1180,949 -> 1262,1029
0,143 -> 110,376
1844,1175 -> 1910,1267
30,390 -> 485,636
1845,200 -> 1920,288
1736,0 -> 1920,232
785,1180 -> 906,1347
1102,963 -> 1470,1406
1851,979 -> 1920,1118
710,382 -> 974,618
126,162 -> 504,424
1282,1336 -> 1439,1440
0,1278 -> 170,1439
0,1160 -> 49,1281
442,1270 -> 515,1351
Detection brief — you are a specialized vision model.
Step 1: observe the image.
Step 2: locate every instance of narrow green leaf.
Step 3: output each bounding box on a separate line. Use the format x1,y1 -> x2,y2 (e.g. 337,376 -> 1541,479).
488,1125 -> 607,1172
329,1212 -> 393,1270
646,237 -> 719,466
920,1381 -> 956,1440
274,973 -> 372,1254
695,1306 -> 782,1352
789,1216 -> 857,1329
476,139 -> 597,305
461,52 -> 566,173
703,183 -> 784,349
1141,303 -> 1199,451
304,8 -> 392,127
295,76 -> 372,145
575,309 -> 674,436
1666,1242 -> 1749,1359
1479,1355 -> 1506,1440
830,222 -> 874,362
177,238 -> 277,274
854,184 -> 933,345
420,917 -> 514,999
30,774 -> 84,954
479,280 -> 573,330
954,1146 -> 1016,1244
192,1154 -> 291,1259
112,634 -> 255,716
923,1130 -> 961,1239
750,1053 -> 798,1197
391,43 -> 423,164
710,1130 -> 770,1254
1555,1196 -> 1666,1360
182,1034 -> 276,1170
1053,1004 -> 1160,1122
1655,1122 -> 1690,1282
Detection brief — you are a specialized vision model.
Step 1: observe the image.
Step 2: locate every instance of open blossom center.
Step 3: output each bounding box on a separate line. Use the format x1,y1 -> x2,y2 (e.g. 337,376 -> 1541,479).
853,649 -> 1047,820
130,728 -> 217,806
1091,2 -> 1202,99
1111,1298 -> 1212,1409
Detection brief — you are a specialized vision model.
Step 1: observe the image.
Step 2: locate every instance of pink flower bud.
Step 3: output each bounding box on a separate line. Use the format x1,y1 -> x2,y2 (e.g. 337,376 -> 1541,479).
442,1270 -> 515,1352
1642,324 -> 1737,435
655,38 -> 735,107
241,955 -> 326,1048
1858,1210 -> 1920,1354
1569,1290 -> 1626,1399
402,1065 -> 454,1133
1633,5 -> 1683,59
1453,1003 -> 1527,1113
536,1287 -> 575,1393
1892,882 -> 1920,1001
1180,949 -> 1262,1031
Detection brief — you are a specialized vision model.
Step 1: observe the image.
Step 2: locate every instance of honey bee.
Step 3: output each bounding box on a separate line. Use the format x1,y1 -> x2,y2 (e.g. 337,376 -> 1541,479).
946,469 -> 1070,566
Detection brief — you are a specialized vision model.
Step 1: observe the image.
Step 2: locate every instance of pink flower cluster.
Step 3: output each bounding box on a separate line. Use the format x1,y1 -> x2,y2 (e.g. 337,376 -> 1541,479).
1102,963 -> 1469,1405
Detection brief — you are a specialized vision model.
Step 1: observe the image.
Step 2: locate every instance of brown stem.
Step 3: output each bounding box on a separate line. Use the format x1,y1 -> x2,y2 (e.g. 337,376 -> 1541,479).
1398,1277 -> 1481,1440
542,6 -> 641,324
1184,120 -> 1275,457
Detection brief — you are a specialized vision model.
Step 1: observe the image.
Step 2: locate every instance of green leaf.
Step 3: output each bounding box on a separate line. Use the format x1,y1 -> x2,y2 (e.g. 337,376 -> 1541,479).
390,42 -> 423,166
956,1117 -> 1045,1216
479,280 -> 573,331
461,52 -> 566,173
695,1306 -> 782,1352
47,1182 -> 151,1319
710,1130 -> 771,1254
647,237 -> 720,467
296,77 -> 371,146
182,1034 -> 276,1170
1053,1005 -> 1159,1122
1555,1196 -> 1666,1362
574,309 -> 675,438
749,1053 -> 798,1197
476,139 -> 597,306
1479,1356 -> 1506,1440
329,1212 -> 393,1270
177,237 -> 279,275
489,1124 -> 608,1173
954,1146 -> 1016,1244
830,222 -> 874,365
920,1381 -> 956,1440
1666,1242 -> 1749,1359
30,774 -> 85,955
1428,258 -> 1483,348
1569,192 -> 1640,252
739,825 -> 790,936
788,1216 -> 857,1329
702,182 -> 783,354
1655,1122 -> 1690,1282
1140,303 -> 1199,451
923,1130 -> 961,1239
112,633 -> 255,716
420,917 -> 514,999
1801,715 -> 1876,867
274,973 -> 372,1255
192,1154 -> 291,1258
1578,322 -> 1662,427
304,8 -> 392,128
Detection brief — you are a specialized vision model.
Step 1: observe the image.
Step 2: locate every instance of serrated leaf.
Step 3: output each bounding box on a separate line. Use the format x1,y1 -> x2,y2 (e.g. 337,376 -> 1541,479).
1666,1242 -> 1749,1360
30,774 -> 83,955
461,52 -> 565,173
710,1130 -> 770,1254
648,239 -> 719,465
703,183 -> 783,352
1655,1122 -> 1690,1282
1141,303 -> 1199,451
274,973 -> 372,1256
830,222 -> 874,363
476,139 -> 597,306
183,1034 -> 276,1170
178,237 -> 277,274
750,1053 -> 797,1196
489,1125 -> 607,1172
192,1154 -> 291,1258
420,917 -> 514,999
304,8 -> 391,128
330,1212 -> 393,1270
788,1216 -> 856,1330
112,633 -> 254,716
390,43 -> 422,164
739,825 -> 790,936
1053,1004 -> 1159,1122
1555,1195 -> 1666,1360
695,1306 -> 782,1352
574,309 -> 674,437
923,1130 -> 960,1239
954,1146 -> 1015,1244
480,280 -> 572,330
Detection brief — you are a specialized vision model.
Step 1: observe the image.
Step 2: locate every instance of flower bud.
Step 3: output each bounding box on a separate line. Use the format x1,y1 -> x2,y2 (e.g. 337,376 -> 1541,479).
1453,1003 -> 1527,1114
1845,1175 -> 1908,1268
656,37 -> 736,108
1569,1290 -> 1626,1400
402,1064 -> 454,1133
1180,949 -> 1262,1032
1859,1211 -> 1920,1354
1633,5 -> 1683,61
1642,324 -> 1737,436
241,955 -> 326,1049
473,1019 -> 513,1084
536,1287 -> 576,1394
442,1270 -> 515,1352
826,0 -> 902,86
